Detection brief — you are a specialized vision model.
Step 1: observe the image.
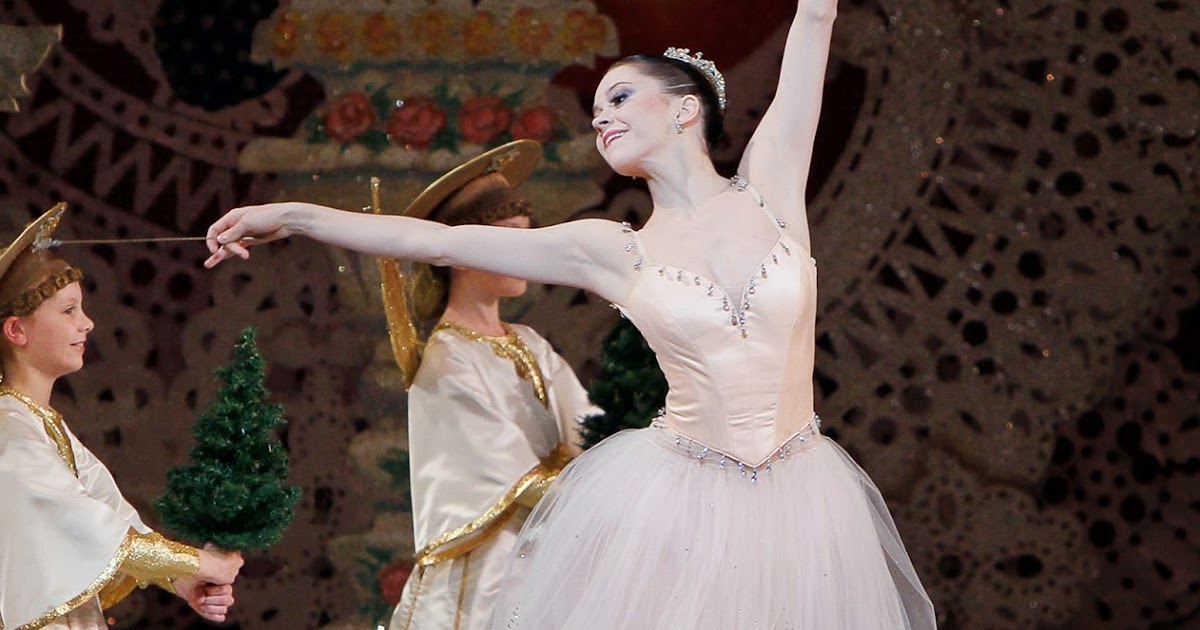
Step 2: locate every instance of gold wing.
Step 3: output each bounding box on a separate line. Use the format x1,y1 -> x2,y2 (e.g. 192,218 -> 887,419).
372,177 -> 423,389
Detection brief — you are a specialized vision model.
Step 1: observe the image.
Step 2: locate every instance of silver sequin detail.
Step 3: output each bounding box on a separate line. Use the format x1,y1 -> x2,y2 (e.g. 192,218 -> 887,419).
630,175 -> 794,339
653,415 -> 822,484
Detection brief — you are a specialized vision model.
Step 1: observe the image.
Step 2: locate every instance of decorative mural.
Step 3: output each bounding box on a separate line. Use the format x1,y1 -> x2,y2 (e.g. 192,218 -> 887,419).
0,0 -> 1195,629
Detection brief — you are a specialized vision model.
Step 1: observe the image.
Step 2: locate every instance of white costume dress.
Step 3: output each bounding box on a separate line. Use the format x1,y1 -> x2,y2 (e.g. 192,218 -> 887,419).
389,323 -> 598,630
0,391 -> 199,630
489,185 -> 936,629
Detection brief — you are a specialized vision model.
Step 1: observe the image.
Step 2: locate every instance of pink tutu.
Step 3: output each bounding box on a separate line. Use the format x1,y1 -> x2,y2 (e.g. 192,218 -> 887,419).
489,419 -> 936,629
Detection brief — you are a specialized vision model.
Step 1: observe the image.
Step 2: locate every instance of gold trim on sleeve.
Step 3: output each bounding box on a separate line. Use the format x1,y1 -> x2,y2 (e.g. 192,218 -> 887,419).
415,443 -> 571,566
119,531 -> 201,586
14,528 -> 139,630
97,576 -> 138,610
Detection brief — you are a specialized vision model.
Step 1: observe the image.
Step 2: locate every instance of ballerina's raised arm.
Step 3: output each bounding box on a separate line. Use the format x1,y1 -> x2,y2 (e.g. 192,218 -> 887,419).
738,0 -> 838,253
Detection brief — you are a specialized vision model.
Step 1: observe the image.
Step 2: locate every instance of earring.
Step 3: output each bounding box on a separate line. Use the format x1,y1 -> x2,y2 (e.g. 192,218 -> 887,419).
674,118 -> 684,134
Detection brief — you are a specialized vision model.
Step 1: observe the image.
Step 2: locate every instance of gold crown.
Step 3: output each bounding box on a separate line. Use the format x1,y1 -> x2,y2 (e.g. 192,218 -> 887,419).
663,47 -> 726,111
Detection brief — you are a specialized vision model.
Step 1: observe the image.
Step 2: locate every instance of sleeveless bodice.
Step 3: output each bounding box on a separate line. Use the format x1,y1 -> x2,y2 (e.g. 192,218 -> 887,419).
615,180 -> 818,465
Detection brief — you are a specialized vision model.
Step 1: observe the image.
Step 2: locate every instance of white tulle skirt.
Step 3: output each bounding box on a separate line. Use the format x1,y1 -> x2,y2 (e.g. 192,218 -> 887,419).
488,419 -> 936,630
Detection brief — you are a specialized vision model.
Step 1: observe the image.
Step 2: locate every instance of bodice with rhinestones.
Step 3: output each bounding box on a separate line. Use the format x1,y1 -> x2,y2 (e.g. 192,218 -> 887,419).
614,178 -> 819,466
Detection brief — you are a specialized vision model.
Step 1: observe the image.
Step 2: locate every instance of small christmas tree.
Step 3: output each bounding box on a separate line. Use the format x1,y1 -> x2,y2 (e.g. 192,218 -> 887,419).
579,317 -> 668,449
156,328 -> 300,550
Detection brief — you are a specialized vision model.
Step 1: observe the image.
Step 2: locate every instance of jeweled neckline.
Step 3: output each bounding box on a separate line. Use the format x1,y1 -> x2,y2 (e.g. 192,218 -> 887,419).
621,177 -> 799,338
622,175 -> 790,300
641,231 -> 788,299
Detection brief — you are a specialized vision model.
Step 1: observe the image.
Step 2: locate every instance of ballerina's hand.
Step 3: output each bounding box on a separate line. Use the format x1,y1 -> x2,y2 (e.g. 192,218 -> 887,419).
204,204 -> 293,268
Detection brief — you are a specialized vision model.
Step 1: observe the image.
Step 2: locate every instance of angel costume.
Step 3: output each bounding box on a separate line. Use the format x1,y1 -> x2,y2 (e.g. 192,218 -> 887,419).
488,181 -> 936,629
389,322 -> 598,630
0,389 -> 200,630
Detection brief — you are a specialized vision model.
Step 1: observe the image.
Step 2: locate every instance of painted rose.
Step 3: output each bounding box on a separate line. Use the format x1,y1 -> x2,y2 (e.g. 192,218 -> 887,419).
324,91 -> 377,143
507,8 -> 550,57
510,106 -> 559,144
560,9 -> 608,56
458,95 -> 512,145
363,12 -> 401,57
411,9 -> 452,55
463,11 -> 500,57
314,12 -> 354,61
387,97 -> 446,149
269,12 -> 303,58
377,560 -> 413,605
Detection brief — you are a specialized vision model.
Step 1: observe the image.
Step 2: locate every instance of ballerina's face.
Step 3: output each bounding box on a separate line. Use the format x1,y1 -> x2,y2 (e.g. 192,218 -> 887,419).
592,64 -> 677,176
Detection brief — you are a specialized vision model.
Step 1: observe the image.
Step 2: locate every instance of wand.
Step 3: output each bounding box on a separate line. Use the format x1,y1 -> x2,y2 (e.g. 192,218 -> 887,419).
34,235 -> 260,248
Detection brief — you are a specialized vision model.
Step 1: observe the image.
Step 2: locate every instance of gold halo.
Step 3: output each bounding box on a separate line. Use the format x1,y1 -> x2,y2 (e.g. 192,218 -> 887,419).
0,202 -> 67,281
399,140 -> 542,220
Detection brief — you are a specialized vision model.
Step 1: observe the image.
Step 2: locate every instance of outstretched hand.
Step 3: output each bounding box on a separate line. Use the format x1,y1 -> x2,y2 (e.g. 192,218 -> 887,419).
204,204 -> 294,268
173,579 -> 237,622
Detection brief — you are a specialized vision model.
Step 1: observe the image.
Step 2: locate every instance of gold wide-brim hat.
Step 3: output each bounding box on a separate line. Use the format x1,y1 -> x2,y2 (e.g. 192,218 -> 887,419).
0,201 -> 67,281
401,139 -> 542,220
0,201 -> 83,341
376,141 -> 542,390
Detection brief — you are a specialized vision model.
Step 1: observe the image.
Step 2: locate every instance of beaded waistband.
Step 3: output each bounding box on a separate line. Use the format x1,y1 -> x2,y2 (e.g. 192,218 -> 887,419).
650,415 -> 823,483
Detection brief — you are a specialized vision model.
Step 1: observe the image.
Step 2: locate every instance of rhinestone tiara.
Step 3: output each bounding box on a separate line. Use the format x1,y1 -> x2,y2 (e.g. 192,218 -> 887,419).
663,47 -> 727,112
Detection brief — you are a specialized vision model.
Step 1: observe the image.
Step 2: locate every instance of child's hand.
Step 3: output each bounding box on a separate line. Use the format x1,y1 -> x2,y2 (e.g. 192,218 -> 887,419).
173,579 -> 236,622
196,544 -> 244,585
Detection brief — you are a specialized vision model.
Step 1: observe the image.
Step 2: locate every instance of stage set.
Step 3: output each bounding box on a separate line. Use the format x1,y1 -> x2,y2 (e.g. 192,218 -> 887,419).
0,0 -> 1196,628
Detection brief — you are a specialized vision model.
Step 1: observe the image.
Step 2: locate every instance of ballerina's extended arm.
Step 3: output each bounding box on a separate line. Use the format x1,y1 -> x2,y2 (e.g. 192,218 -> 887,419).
205,202 -> 635,305
737,0 -> 838,252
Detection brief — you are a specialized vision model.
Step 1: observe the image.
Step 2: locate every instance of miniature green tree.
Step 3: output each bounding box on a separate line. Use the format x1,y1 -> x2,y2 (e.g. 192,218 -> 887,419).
156,328 -> 300,550
579,317 -> 668,449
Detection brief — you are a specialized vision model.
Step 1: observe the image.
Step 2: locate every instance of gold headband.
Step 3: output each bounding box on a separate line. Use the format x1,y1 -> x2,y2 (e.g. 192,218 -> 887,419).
0,264 -> 84,317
